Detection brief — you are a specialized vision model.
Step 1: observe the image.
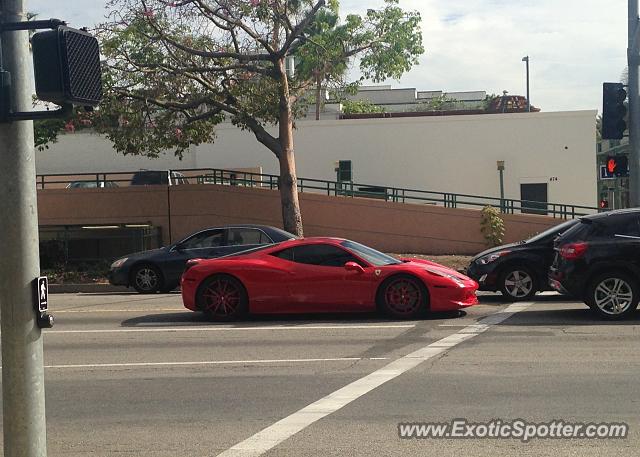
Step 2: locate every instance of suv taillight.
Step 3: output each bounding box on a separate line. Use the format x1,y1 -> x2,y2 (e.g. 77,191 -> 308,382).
559,242 -> 588,260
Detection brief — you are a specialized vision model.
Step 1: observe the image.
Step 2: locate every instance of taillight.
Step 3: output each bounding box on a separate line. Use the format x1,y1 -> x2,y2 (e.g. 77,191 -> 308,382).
559,242 -> 588,260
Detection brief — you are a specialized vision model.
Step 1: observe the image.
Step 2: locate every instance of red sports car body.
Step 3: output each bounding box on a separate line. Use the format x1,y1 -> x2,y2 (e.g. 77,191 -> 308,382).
181,238 -> 478,320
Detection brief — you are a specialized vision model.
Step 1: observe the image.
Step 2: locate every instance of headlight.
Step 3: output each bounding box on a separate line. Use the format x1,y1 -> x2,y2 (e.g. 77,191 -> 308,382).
423,266 -> 466,287
477,251 -> 511,265
110,257 -> 128,269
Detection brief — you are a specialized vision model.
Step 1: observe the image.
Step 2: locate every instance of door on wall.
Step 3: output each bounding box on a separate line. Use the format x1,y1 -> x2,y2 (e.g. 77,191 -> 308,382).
520,183 -> 548,215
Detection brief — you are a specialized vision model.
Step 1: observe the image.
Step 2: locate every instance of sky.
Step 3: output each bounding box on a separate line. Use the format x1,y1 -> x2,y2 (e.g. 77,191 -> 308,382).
28,0 -> 628,113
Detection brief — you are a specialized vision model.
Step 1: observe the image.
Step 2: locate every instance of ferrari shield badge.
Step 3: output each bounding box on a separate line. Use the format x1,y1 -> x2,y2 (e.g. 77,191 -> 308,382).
375,269 -> 381,276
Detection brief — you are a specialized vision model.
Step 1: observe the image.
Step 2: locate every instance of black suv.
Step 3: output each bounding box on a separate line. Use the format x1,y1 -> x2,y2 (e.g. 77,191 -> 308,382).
130,170 -> 189,186
467,219 -> 578,301
549,209 -> 640,319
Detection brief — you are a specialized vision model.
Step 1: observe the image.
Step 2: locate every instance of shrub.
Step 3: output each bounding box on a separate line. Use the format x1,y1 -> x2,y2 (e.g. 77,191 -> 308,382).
480,206 -> 505,247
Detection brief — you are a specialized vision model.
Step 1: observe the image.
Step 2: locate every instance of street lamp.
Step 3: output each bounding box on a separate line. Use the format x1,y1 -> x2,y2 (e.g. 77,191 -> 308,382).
522,56 -> 530,112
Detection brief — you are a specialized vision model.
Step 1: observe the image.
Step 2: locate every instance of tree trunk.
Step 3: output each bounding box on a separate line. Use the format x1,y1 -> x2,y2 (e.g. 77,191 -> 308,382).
277,59 -> 304,237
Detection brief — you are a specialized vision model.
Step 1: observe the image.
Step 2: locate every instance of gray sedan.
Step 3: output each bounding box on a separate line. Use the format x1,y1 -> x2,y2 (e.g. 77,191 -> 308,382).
109,225 -> 296,293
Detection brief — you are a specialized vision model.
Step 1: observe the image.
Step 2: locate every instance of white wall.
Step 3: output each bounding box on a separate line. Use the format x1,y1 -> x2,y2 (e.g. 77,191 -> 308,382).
35,110 -> 597,207
35,131 -> 198,173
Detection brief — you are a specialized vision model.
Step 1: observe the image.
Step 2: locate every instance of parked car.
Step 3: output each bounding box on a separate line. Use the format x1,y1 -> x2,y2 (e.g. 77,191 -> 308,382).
130,170 -> 189,186
109,225 -> 296,294
549,209 -> 640,319
467,219 -> 579,301
180,237 -> 478,321
66,180 -> 119,189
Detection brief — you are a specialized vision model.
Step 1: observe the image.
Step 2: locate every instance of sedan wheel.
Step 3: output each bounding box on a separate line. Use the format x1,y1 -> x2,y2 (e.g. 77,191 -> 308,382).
132,264 -> 163,294
198,275 -> 248,321
378,275 -> 426,319
587,272 -> 639,320
500,268 -> 536,301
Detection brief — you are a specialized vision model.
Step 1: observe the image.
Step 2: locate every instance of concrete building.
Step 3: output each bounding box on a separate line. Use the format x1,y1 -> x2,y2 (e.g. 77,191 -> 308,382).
340,85 -> 487,113
36,109 -> 598,209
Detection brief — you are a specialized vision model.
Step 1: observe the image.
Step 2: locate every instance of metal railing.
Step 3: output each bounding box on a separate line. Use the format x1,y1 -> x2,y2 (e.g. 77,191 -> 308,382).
36,167 -> 602,219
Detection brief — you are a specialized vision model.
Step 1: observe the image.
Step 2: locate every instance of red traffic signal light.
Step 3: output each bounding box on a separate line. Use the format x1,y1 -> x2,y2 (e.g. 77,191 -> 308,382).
606,155 -> 629,177
600,199 -> 609,209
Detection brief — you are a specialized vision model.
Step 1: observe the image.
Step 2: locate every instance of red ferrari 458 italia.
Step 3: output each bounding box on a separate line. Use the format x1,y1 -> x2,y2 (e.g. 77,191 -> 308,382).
181,238 -> 478,321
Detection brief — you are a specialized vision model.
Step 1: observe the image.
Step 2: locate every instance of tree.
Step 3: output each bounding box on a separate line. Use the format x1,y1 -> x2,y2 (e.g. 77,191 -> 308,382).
44,0 -> 424,236
294,8 -> 343,120
341,98 -> 385,114
413,94 -> 460,112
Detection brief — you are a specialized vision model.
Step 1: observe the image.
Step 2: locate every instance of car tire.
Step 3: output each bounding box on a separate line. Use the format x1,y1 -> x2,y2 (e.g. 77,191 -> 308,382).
197,274 -> 248,322
585,271 -> 639,320
376,274 -> 428,320
131,264 -> 164,294
498,266 -> 538,301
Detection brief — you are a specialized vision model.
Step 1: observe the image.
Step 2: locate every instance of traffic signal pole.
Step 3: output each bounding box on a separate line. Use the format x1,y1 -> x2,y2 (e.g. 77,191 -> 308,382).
629,0 -> 640,207
0,0 -> 49,455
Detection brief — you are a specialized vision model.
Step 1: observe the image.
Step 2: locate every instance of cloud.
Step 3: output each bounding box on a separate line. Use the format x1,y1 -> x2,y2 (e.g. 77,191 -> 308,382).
342,0 -> 627,113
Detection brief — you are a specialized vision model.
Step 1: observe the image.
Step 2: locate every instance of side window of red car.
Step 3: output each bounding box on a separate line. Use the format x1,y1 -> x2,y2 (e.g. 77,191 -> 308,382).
272,244 -> 363,267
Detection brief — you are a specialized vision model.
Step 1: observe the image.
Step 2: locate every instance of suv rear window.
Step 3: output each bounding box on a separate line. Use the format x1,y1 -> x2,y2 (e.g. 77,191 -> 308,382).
558,214 -> 640,242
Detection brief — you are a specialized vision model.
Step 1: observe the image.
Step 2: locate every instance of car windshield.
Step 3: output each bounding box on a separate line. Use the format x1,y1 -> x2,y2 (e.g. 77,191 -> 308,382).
340,240 -> 401,266
525,219 -> 579,244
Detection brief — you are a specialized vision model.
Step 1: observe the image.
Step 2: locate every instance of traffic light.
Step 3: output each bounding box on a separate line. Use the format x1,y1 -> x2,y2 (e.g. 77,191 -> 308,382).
606,155 -> 629,177
602,82 -> 627,140
600,199 -> 609,209
32,26 -> 102,106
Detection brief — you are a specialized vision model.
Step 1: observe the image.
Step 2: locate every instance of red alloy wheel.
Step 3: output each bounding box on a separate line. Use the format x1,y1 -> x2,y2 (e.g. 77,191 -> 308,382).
201,278 -> 241,318
384,278 -> 422,316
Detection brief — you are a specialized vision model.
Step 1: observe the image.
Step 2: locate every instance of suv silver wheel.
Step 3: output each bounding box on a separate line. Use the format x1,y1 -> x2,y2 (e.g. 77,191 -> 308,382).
586,272 -> 639,320
594,278 -> 634,316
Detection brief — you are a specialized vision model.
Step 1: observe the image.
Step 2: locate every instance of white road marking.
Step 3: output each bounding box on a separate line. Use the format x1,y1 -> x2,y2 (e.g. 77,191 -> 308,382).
44,324 -> 415,335
217,302 -> 533,457
43,358 -> 367,369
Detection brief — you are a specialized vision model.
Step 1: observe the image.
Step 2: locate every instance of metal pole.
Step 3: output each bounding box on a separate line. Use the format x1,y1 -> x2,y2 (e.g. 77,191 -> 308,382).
497,160 -> 505,212
0,0 -> 48,456
522,56 -> 531,112
628,0 -> 640,207
499,169 -> 505,211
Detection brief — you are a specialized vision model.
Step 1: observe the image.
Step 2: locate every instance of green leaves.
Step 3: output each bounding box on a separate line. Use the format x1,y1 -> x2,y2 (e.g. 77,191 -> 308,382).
341,99 -> 385,115
480,206 -> 506,247
35,0 -> 424,158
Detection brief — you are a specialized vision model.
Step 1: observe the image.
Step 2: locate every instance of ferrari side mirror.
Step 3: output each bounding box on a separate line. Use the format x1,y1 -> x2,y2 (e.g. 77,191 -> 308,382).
344,262 -> 365,274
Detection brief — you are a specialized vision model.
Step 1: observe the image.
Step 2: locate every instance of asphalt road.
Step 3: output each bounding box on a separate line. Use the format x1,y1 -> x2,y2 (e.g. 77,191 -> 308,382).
1,292 -> 639,456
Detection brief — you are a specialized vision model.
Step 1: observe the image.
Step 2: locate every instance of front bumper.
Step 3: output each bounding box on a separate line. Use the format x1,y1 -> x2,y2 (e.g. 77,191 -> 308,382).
466,262 -> 499,291
108,268 -> 130,287
430,281 -> 479,312
181,273 -> 198,311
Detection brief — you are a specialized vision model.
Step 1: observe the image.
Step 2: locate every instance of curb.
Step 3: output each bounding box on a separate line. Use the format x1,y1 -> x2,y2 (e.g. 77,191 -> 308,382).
50,284 -> 131,294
